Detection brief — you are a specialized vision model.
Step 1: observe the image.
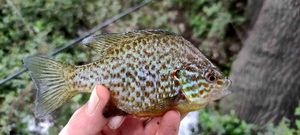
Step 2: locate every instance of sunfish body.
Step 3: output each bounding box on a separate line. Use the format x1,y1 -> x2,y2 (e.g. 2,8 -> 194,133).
23,30 -> 231,118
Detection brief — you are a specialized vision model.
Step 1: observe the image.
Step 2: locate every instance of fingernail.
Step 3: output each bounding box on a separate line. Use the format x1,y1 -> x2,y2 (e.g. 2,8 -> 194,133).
108,116 -> 124,129
87,87 -> 99,115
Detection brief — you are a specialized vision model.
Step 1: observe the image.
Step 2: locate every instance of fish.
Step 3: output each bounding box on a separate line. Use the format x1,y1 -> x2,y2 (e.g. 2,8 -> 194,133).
23,29 -> 231,118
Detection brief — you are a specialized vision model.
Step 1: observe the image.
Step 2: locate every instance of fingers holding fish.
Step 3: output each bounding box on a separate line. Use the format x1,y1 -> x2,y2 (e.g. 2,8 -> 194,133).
60,85 -> 110,135
143,117 -> 161,135
156,110 -> 181,135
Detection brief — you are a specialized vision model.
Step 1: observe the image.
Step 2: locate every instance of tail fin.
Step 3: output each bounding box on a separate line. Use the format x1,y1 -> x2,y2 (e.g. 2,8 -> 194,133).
23,56 -> 77,118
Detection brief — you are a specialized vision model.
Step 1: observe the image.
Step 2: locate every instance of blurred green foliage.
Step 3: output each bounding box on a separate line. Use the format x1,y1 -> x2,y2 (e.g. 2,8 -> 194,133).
195,105 -> 300,135
167,0 -> 245,38
0,0 -> 299,134
0,0 -> 135,134
198,109 -> 255,135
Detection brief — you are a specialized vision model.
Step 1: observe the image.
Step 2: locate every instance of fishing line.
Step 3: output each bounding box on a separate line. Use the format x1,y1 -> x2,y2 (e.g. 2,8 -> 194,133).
0,0 -> 152,85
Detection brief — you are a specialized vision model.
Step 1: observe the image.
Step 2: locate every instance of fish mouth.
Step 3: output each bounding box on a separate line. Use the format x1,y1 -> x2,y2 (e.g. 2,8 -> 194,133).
208,78 -> 232,102
222,78 -> 232,93
219,78 -> 232,96
215,77 -> 232,92
223,78 -> 231,88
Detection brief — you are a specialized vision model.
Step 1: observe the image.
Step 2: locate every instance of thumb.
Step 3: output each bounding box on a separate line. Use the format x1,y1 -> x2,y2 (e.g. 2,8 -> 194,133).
60,85 -> 110,135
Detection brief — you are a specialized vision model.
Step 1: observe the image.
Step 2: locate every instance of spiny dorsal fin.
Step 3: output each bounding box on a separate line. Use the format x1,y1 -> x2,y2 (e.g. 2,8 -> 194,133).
81,29 -> 177,59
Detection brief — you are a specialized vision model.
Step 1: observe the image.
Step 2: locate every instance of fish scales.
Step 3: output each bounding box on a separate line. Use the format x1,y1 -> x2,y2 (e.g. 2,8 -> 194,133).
73,33 -> 194,115
23,30 -> 231,118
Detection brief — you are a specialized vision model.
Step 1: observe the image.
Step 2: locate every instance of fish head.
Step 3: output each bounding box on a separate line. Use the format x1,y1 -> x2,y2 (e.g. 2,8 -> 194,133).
173,62 -> 231,109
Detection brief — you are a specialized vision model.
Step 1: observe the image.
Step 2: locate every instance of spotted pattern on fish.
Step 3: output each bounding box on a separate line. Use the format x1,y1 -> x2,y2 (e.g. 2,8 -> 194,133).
23,29 -> 231,118
73,35 -> 187,114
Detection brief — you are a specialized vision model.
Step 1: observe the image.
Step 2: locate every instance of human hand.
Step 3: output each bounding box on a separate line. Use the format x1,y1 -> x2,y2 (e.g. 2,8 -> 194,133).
59,85 -> 182,135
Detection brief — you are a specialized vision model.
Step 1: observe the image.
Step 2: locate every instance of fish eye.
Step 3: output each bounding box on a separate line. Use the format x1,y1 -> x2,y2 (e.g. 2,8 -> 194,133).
205,72 -> 216,82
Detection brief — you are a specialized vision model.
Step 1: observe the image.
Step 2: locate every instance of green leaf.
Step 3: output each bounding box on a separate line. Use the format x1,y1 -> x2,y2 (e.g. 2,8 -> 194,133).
295,107 -> 300,115
296,120 -> 300,129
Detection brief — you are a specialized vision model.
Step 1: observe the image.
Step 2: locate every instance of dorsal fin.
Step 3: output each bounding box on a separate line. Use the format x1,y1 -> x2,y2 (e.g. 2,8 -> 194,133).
81,33 -> 124,55
81,29 -> 177,60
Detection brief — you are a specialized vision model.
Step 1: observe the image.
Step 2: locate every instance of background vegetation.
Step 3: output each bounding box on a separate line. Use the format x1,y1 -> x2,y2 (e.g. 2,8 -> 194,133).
0,0 -> 299,134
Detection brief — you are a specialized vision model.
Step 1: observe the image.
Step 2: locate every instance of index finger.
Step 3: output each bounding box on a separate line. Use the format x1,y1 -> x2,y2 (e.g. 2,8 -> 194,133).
157,110 -> 181,135
60,85 -> 110,135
